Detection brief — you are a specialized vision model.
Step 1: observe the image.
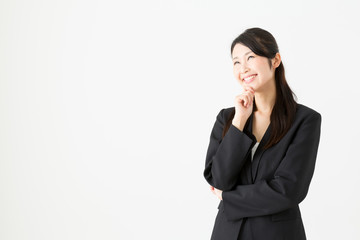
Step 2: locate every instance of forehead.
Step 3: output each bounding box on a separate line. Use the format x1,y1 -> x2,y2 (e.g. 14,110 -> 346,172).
232,44 -> 252,58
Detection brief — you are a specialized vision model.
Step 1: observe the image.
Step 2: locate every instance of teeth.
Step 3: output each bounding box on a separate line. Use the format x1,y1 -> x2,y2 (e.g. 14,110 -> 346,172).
244,75 -> 256,81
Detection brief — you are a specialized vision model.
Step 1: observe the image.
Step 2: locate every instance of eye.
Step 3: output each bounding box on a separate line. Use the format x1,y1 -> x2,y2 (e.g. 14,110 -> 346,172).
233,61 -> 240,66
247,56 -> 254,60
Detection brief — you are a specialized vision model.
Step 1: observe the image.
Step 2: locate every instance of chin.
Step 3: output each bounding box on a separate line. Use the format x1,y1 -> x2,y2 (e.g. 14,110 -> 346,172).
243,83 -> 257,90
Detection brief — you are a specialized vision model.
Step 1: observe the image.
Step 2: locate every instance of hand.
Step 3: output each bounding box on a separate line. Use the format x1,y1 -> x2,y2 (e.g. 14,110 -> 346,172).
210,185 -> 223,201
232,87 -> 255,130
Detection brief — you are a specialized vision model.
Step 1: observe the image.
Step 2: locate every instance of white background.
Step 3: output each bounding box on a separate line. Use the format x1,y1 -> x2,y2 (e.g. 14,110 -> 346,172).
1,0 -> 359,239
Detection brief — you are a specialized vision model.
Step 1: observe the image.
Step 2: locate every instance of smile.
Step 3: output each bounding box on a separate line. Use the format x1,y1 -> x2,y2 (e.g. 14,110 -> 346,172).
243,74 -> 257,83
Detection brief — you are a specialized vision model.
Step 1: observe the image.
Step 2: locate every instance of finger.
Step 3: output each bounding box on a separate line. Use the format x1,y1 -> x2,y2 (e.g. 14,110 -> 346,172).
244,95 -> 250,107
244,86 -> 255,94
247,96 -> 253,108
240,93 -> 248,103
244,90 -> 254,99
244,92 -> 254,105
242,97 -> 247,106
243,90 -> 253,97
235,95 -> 243,105
214,189 -> 222,199
236,96 -> 246,107
244,90 -> 255,100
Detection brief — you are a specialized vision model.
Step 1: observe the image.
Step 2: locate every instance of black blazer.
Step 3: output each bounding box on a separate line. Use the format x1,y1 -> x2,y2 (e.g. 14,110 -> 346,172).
203,104 -> 321,240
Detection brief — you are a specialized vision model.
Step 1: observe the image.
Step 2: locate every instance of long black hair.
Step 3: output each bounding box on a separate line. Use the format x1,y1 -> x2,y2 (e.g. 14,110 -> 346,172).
222,27 -> 297,149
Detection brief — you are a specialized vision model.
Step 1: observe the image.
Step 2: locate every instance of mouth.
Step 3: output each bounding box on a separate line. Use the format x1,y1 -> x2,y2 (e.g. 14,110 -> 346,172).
243,74 -> 257,83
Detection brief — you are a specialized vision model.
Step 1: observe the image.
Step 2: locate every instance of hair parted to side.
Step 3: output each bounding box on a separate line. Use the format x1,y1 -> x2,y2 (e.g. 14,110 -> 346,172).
222,27 -> 297,149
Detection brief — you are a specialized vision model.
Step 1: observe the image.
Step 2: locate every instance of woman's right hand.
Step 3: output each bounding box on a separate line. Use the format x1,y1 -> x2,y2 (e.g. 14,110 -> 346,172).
232,87 -> 255,131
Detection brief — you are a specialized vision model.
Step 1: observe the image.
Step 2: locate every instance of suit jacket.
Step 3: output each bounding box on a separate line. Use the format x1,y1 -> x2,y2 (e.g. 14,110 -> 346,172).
203,103 -> 321,240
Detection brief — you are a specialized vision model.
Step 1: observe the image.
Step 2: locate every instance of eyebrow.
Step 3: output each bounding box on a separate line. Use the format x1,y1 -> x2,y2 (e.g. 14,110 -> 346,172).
232,51 -> 252,60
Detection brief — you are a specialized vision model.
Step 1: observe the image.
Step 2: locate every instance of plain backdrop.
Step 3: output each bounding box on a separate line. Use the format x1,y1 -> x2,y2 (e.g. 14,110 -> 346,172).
1,0 -> 359,239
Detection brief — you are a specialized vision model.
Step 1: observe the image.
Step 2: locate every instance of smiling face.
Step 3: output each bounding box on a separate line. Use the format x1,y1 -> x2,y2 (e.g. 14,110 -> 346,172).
232,43 -> 280,93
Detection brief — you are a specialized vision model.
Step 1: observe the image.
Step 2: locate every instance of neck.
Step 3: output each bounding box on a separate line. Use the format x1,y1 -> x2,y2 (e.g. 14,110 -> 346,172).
254,79 -> 276,114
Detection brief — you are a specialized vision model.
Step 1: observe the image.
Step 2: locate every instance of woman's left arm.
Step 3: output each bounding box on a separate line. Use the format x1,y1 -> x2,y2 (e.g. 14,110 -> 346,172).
221,112 -> 322,221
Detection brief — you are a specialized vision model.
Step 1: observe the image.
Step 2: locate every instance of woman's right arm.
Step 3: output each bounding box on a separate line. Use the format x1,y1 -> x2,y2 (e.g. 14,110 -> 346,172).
203,108 -> 254,191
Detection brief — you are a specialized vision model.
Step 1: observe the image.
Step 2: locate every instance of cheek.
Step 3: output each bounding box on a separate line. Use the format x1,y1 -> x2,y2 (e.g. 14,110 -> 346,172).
234,71 -> 244,86
233,68 -> 240,80
233,68 -> 237,77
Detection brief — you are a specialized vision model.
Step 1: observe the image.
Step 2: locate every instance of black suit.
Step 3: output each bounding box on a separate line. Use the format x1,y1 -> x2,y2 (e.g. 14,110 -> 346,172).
203,104 -> 321,240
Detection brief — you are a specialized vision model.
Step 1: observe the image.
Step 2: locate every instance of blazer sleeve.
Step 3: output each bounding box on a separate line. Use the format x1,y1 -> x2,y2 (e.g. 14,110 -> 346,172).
222,111 -> 322,221
203,108 -> 254,191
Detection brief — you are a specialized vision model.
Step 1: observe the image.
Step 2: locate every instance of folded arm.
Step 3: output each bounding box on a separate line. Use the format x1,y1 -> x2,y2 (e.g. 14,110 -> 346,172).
203,109 -> 254,191
222,112 -> 322,221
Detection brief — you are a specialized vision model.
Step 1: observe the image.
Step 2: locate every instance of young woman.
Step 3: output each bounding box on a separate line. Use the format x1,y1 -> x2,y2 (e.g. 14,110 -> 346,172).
203,27 -> 321,240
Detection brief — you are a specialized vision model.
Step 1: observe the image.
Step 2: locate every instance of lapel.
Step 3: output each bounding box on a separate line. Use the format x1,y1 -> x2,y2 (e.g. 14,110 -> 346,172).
244,112 -> 272,182
243,113 -> 256,183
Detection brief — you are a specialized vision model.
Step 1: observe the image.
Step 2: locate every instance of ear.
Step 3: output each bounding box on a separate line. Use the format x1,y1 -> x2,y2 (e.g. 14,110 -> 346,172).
272,52 -> 281,69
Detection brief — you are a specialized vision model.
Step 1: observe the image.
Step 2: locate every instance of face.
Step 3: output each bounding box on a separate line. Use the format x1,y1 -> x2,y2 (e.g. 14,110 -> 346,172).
232,43 -> 280,92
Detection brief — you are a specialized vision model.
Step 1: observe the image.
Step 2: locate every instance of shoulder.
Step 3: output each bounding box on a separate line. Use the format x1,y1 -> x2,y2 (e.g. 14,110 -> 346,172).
216,104 -> 321,123
295,103 -> 321,123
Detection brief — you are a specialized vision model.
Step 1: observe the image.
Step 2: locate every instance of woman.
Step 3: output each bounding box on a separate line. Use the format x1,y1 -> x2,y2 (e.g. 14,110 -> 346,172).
203,27 -> 321,240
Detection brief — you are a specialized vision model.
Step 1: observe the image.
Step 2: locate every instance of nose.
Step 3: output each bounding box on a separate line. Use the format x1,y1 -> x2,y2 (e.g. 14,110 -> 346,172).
239,63 -> 249,75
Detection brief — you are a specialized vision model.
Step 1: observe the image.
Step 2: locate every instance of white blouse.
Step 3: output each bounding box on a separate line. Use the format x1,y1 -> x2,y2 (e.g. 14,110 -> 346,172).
251,142 -> 260,161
